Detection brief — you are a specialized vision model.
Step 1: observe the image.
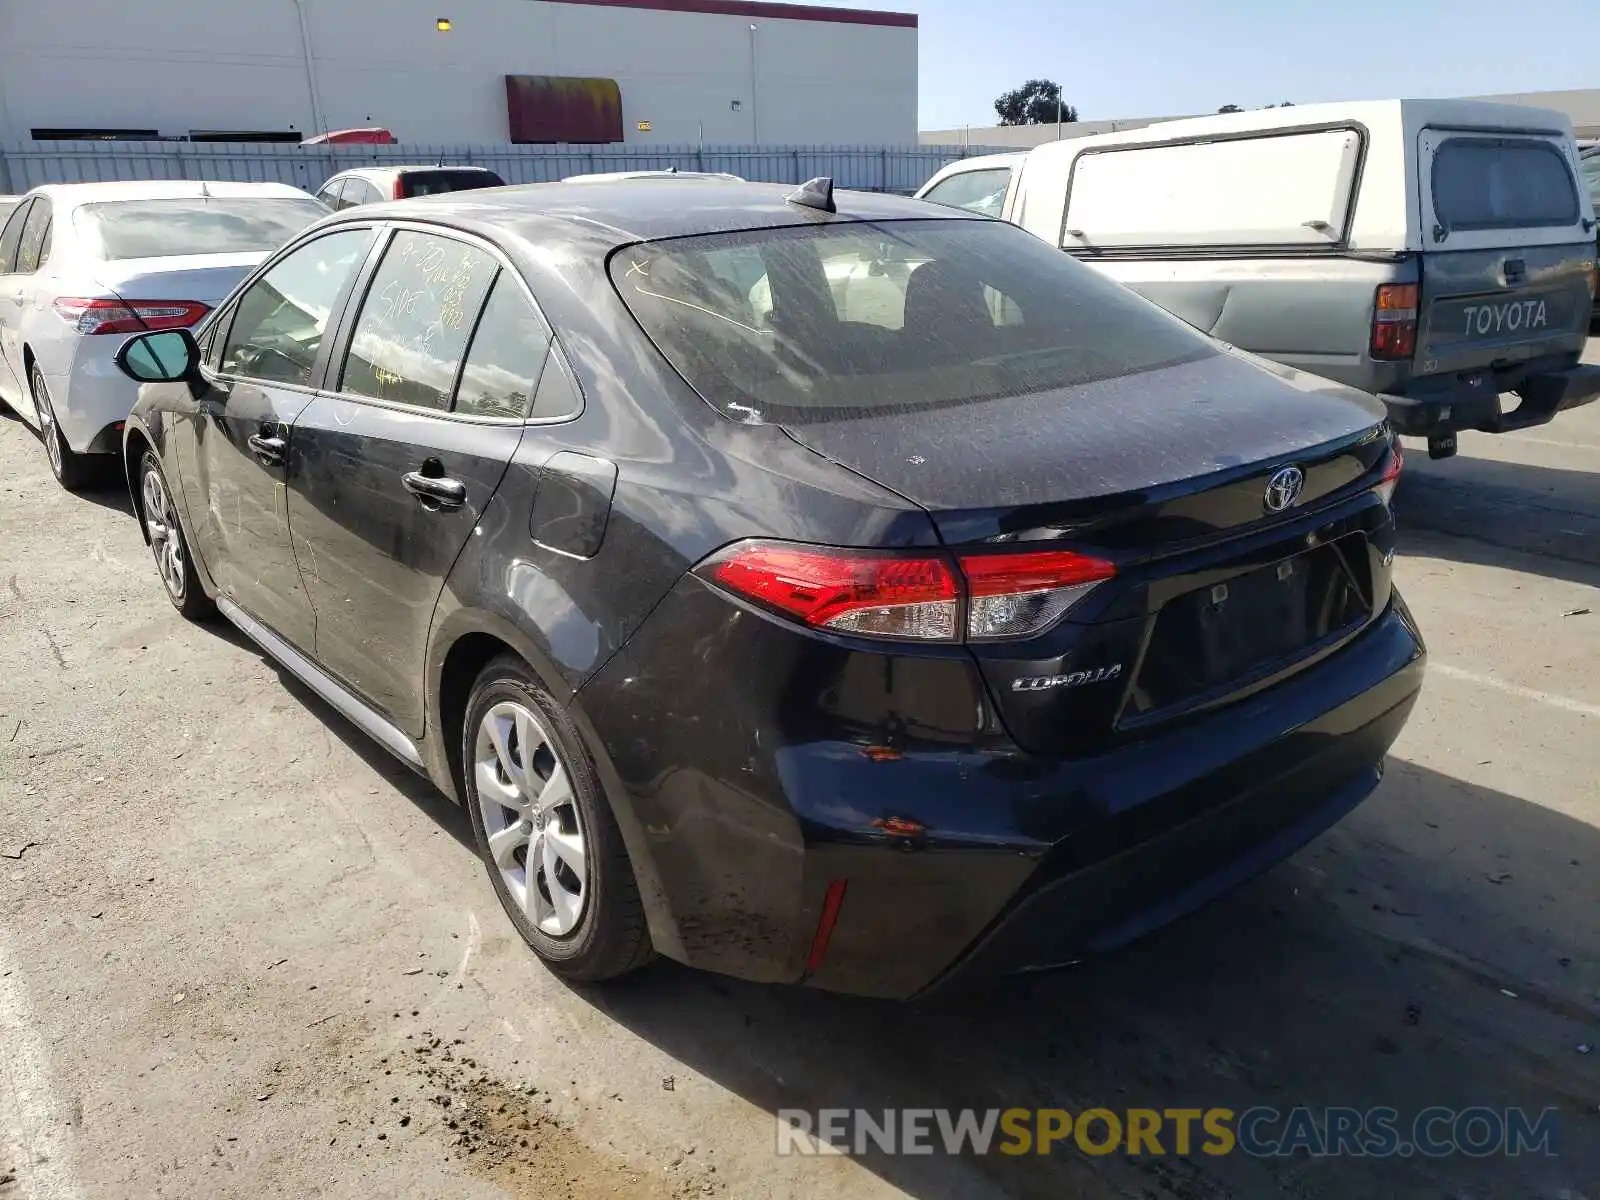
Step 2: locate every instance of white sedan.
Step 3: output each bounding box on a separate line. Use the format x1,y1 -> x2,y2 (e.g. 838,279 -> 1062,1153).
0,180 -> 329,489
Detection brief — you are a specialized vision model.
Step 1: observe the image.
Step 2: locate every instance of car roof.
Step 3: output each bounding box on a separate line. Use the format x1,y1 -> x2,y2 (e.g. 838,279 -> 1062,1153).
335,165 -> 502,178
23,180 -> 314,207
336,177 -> 971,248
932,152 -> 1026,174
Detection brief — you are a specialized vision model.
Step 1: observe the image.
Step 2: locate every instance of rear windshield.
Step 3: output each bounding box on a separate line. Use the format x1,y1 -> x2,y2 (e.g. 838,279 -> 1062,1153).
1431,138 -> 1580,231
610,218 -> 1214,425
74,197 -> 328,261
400,170 -> 506,198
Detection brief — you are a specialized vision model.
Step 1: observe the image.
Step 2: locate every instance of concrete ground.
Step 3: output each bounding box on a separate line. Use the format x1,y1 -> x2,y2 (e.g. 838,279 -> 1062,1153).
1,348 -> 1597,1200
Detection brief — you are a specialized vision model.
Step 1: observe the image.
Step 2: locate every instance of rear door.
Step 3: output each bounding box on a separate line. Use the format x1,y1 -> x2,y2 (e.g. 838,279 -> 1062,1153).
0,198 -> 34,410
1414,129 -> 1593,377
287,225 -> 533,735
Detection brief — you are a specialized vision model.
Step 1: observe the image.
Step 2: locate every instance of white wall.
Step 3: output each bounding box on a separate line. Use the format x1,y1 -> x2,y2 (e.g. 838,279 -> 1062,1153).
0,0 -> 918,145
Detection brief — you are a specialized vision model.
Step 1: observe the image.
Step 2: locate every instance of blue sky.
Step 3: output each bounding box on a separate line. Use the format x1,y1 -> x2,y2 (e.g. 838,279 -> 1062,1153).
826,0 -> 1597,130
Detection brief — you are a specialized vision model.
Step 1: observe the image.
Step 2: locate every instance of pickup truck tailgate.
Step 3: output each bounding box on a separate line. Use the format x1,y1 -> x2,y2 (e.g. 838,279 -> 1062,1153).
1416,243 -> 1591,376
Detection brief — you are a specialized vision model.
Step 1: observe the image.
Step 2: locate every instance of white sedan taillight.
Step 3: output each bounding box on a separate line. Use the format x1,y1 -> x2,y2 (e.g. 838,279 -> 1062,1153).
53,297 -> 210,336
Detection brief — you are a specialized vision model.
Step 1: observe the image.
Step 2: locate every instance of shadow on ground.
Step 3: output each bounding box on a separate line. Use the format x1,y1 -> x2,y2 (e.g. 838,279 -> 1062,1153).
567,762 -> 1600,1200
1396,456 -> 1600,585
201,615 -> 478,854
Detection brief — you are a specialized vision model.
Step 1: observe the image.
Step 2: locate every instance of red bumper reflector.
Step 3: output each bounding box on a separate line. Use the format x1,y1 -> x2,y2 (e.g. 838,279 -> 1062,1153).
805,879 -> 849,974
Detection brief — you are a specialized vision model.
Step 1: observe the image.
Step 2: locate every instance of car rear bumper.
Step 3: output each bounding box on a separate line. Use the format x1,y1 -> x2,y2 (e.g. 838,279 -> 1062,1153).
578,583 -> 1426,1000
1383,358 -> 1600,437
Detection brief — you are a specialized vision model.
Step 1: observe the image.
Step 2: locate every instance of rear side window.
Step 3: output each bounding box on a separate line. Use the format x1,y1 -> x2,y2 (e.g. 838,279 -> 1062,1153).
349,178 -> 385,206
16,199 -> 51,273
454,274 -> 554,419
74,198 -> 328,260
920,168 -> 1013,217
399,170 -> 506,199
0,200 -> 32,273
1431,138 -> 1579,231
611,218 -> 1212,425
1577,150 -> 1600,208
1064,128 -> 1364,248
339,230 -> 497,410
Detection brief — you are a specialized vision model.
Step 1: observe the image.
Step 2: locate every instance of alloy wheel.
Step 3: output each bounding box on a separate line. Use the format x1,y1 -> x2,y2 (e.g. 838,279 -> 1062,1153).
141,465 -> 186,602
474,701 -> 588,937
33,370 -> 63,480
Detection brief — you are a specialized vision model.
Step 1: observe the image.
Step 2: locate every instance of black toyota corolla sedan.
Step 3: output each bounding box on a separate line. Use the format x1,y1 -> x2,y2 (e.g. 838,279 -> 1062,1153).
113,177 -> 1424,999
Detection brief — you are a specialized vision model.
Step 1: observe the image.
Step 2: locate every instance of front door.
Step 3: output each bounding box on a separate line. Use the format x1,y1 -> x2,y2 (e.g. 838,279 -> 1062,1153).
190,226 -> 376,653
289,228 -> 556,734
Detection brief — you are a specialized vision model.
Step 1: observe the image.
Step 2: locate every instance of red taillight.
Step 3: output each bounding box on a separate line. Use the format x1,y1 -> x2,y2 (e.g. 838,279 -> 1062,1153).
1371,284 -> 1418,361
53,297 -> 209,336
958,549 -> 1118,641
1374,439 -> 1404,506
805,879 -> 849,974
393,177 -> 406,200
704,542 -> 960,640
698,540 -> 1117,643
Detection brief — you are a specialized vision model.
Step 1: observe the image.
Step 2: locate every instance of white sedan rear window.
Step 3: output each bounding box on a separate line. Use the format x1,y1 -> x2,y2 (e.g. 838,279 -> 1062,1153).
73,198 -> 329,261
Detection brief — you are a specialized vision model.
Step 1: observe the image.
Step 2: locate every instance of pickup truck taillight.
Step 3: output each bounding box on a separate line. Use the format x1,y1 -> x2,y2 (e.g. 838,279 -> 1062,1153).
1370,284 -> 1418,360
696,541 -> 1117,643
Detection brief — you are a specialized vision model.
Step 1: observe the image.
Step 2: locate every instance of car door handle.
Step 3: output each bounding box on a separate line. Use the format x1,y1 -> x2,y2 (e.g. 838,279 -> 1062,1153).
402,471 -> 467,510
246,433 -> 286,466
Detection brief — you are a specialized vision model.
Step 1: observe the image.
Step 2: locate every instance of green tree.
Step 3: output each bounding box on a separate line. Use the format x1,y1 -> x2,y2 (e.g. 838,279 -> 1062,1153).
995,80 -> 1078,126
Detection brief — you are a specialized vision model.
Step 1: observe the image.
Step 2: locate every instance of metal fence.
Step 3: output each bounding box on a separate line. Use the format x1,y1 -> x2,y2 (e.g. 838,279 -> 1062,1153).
0,140 -> 1011,196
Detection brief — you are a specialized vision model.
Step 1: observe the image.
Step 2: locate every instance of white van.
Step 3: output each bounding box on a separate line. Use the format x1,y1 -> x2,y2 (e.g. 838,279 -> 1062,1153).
917,100 -> 1600,456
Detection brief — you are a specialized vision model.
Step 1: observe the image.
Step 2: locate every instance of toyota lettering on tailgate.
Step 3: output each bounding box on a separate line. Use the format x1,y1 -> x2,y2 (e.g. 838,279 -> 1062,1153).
1461,298 -> 1547,338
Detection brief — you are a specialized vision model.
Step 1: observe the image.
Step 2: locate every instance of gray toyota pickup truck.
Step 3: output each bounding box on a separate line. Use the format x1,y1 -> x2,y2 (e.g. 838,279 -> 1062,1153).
918,99 -> 1600,458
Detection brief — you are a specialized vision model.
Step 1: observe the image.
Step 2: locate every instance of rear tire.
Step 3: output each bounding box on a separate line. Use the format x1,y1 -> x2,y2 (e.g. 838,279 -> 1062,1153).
139,451 -> 215,621
30,363 -> 96,492
462,656 -> 653,983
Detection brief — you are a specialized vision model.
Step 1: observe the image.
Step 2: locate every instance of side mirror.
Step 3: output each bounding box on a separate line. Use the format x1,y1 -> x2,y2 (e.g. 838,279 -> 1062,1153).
116,328 -> 200,384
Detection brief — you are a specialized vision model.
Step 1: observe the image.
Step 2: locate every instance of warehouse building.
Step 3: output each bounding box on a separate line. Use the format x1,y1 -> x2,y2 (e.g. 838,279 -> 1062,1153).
0,0 -> 919,146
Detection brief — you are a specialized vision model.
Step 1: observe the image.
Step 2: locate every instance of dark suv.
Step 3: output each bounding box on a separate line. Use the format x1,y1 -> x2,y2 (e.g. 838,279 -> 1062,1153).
114,178 -> 1424,999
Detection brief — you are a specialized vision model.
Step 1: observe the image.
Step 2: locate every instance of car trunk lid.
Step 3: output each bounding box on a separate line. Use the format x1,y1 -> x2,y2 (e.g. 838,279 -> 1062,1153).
91,252 -> 268,308
780,348 -> 1396,755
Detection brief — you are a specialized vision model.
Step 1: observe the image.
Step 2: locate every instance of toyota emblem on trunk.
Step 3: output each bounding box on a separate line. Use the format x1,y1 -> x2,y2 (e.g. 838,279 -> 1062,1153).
1264,466 -> 1305,512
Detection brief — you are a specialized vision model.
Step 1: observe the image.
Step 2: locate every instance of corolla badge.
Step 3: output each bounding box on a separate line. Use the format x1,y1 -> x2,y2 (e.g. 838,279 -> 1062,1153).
1264,465 -> 1305,513
1012,664 -> 1123,692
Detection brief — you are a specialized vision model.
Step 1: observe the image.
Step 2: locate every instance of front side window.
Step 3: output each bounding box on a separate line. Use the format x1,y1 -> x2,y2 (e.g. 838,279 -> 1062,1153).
221,228 -> 374,385
454,274 -> 554,419
1432,138 -> 1580,231
612,218 -> 1212,425
16,199 -> 52,273
339,230 -> 497,410
73,198 -> 328,261
920,167 -> 1013,217
0,200 -> 32,274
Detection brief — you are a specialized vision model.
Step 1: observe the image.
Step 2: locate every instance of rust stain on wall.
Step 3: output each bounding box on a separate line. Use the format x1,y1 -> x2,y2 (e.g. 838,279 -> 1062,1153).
506,75 -> 624,144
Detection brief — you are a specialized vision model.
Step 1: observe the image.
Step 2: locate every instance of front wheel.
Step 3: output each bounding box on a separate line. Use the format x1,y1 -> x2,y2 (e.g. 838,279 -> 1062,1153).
139,452 -> 214,620
31,364 -> 96,492
462,656 -> 653,982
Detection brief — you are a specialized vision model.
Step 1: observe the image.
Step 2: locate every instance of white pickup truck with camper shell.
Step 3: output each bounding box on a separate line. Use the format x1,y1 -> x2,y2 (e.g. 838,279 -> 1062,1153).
917,99 -> 1600,458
